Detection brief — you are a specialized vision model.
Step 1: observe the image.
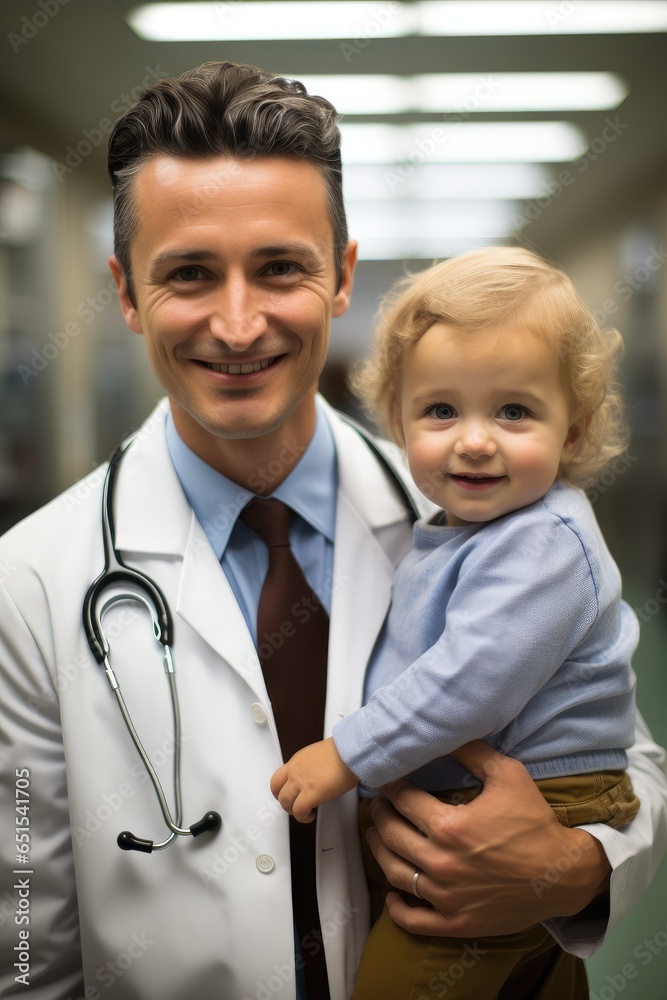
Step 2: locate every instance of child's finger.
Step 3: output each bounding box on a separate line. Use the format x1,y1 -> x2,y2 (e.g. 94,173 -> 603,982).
292,793 -> 316,824
270,765 -> 288,799
277,781 -> 299,815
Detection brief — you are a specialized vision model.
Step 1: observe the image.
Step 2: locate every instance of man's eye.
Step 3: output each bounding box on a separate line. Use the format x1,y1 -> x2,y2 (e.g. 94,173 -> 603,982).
431,404 -> 456,420
499,404 -> 527,421
173,266 -> 204,282
266,261 -> 299,277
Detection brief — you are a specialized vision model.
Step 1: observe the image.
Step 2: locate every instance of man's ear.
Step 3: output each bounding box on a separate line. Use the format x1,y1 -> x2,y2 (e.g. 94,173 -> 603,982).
108,256 -> 143,335
561,414 -> 591,464
332,240 -> 358,318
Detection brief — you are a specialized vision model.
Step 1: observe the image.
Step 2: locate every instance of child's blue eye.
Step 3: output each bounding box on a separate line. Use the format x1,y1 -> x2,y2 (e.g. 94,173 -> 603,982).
499,404 -> 526,421
432,404 -> 456,420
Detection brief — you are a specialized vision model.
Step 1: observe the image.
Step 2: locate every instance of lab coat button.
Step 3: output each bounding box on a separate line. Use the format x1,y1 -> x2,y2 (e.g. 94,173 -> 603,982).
256,854 -> 275,874
250,702 -> 267,725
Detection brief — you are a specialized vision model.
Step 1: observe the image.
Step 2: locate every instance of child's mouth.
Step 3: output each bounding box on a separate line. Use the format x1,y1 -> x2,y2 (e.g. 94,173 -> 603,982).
449,474 -> 505,490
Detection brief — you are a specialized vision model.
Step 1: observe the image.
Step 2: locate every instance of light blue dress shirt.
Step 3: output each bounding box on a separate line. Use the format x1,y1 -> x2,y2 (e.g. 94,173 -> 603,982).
165,398 -> 338,641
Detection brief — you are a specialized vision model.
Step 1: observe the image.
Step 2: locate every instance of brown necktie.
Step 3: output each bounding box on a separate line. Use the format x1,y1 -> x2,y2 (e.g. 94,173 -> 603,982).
240,498 -> 331,999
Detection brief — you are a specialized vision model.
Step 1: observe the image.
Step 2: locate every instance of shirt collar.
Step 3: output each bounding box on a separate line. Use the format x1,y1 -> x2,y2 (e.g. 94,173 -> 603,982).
165,397 -> 338,560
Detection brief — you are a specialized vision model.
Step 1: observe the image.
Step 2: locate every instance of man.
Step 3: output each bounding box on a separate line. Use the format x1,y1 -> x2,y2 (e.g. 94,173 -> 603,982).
0,62 -> 665,1000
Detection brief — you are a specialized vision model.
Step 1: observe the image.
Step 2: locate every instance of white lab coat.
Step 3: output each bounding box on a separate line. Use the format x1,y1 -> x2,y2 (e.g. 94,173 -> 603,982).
0,398 -> 665,1000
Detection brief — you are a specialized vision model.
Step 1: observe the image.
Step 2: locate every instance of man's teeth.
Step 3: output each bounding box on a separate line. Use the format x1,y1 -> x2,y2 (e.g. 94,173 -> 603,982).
206,358 -> 275,374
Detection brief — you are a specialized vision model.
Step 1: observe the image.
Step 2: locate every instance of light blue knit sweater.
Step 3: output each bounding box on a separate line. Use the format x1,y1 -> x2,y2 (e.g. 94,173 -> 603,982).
333,481 -> 638,790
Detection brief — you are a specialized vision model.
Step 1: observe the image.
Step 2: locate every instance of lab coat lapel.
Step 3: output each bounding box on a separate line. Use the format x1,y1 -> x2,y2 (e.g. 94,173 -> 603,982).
323,403 -> 411,733
112,401 -> 266,699
176,519 -> 267,701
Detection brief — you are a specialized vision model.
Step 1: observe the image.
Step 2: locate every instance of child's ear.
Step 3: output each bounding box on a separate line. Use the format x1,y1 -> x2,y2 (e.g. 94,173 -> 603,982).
561,414 -> 591,464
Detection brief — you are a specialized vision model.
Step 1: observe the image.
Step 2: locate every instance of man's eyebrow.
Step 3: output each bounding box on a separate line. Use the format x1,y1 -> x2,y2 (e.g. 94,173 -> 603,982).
148,250 -> 218,274
148,244 -> 324,275
250,243 -> 324,267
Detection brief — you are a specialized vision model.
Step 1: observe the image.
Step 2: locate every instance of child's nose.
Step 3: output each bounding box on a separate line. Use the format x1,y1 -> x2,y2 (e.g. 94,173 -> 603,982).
454,422 -> 497,458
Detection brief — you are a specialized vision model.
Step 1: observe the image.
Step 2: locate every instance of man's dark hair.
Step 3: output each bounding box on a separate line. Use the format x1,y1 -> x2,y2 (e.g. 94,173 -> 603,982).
107,61 -> 348,302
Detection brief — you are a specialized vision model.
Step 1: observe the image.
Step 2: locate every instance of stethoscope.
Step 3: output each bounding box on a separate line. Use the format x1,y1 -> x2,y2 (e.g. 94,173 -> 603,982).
82,416 -> 419,856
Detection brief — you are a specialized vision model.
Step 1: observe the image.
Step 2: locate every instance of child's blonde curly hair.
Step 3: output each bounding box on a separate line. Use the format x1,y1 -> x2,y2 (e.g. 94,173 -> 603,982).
351,246 -> 628,489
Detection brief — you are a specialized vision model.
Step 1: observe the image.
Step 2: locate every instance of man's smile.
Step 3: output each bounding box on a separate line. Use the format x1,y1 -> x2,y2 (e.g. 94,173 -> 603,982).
201,357 -> 277,374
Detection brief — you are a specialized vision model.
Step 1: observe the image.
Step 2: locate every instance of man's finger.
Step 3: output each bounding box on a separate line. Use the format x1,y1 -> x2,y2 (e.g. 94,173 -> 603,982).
374,780 -> 458,838
448,739 -> 525,788
384,892 -> 458,937
365,819 -> 434,894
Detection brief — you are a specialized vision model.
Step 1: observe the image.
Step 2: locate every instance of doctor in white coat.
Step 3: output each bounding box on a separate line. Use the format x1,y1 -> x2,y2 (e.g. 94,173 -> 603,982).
1,61 -> 666,1000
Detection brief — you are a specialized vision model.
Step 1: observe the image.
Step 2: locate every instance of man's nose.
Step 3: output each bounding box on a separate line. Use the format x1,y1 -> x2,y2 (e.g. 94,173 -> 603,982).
454,419 -> 497,458
208,276 -> 269,350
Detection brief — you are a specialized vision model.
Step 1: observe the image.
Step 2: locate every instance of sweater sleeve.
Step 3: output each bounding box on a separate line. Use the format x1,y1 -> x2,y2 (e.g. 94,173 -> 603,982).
333,511 -> 600,787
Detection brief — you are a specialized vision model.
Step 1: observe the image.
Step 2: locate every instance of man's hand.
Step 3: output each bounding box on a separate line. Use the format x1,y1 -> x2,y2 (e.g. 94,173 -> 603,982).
367,740 -> 611,937
271,737 -> 359,823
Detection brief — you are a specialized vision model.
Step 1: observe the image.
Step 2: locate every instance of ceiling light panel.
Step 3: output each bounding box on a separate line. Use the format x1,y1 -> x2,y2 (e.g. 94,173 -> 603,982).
300,73 -> 628,115
343,163 -> 554,202
340,122 -> 588,165
417,1 -> 667,35
128,2 -> 414,40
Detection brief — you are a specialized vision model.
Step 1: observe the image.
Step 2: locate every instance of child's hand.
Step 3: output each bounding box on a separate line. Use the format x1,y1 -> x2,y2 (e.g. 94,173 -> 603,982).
270,737 -> 359,823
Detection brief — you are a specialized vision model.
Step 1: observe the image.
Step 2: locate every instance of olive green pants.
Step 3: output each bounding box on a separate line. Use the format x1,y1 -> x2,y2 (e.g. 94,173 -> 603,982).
353,771 -> 640,1000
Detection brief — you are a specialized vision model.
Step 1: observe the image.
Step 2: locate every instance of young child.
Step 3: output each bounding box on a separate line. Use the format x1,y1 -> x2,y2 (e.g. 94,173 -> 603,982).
271,247 -> 641,998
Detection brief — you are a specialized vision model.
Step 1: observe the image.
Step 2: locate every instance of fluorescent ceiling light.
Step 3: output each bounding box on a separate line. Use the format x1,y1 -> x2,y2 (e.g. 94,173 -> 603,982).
355,237 -> 505,261
127,2 -> 413,40
343,163 -> 553,202
340,122 -> 587,165
418,1 -> 667,35
348,200 -> 519,238
128,1 -> 667,41
349,201 -> 517,261
301,73 -> 628,115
